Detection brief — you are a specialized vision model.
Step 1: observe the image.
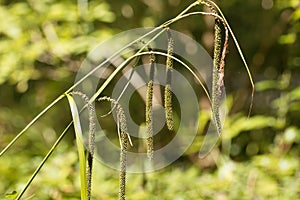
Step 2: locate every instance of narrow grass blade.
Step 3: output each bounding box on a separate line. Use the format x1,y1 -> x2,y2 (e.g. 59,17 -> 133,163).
66,93 -> 87,200
71,91 -> 96,200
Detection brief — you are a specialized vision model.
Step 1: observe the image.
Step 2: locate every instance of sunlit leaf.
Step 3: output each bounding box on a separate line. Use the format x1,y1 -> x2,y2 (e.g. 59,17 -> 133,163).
278,33 -> 297,45
255,80 -> 278,91
5,191 -> 17,199
223,115 -> 277,139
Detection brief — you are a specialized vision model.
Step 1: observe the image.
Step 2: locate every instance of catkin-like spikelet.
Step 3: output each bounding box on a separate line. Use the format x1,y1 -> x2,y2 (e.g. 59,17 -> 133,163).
145,53 -> 155,160
211,19 -> 223,135
201,0 -> 229,136
206,4 -> 224,135
164,84 -> 173,131
164,30 -> 174,131
98,96 -> 130,200
146,80 -> 154,160
117,103 -> 128,200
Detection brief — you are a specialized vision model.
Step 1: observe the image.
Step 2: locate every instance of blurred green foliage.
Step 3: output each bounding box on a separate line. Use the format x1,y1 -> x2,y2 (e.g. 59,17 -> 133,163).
0,0 -> 300,199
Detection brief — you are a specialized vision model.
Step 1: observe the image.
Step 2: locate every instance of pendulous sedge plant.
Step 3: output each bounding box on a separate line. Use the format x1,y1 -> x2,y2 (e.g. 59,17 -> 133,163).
0,1 -> 254,199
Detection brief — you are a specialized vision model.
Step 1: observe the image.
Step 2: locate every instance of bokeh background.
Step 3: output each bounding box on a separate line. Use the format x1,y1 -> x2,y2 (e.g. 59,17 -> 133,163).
0,0 -> 299,199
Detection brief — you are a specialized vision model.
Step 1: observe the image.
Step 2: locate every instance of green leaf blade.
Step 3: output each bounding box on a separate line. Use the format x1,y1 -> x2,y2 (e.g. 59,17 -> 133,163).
66,93 -> 88,200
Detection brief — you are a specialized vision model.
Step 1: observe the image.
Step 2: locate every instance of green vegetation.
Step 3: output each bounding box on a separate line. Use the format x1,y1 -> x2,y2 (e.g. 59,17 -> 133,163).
1,0 -> 299,199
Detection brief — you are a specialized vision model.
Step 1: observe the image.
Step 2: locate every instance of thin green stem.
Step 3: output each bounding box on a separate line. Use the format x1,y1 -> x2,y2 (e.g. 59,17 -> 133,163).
16,122 -> 72,200
0,95 -> 65,157
161,1 -> 199,27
